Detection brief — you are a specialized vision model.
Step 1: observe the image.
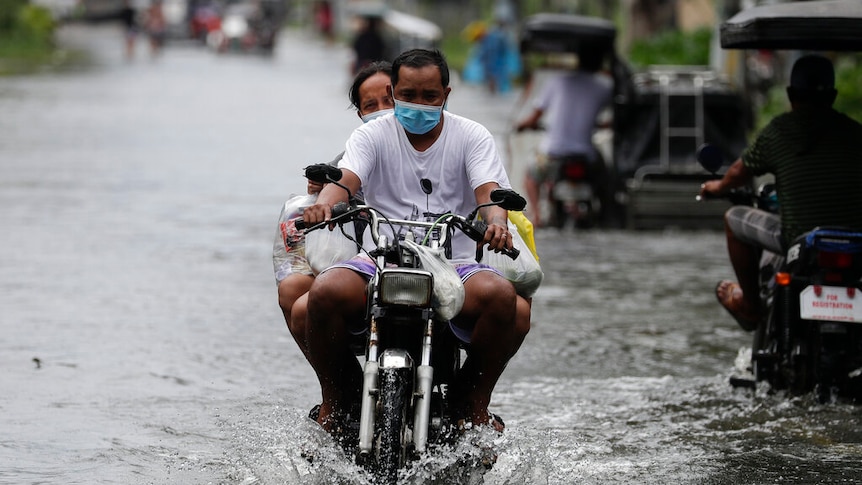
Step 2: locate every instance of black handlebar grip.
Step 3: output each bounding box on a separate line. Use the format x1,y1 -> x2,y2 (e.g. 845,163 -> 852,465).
331,201 -> 349,217
471,219 -> 520,260
296,202 -> 349,232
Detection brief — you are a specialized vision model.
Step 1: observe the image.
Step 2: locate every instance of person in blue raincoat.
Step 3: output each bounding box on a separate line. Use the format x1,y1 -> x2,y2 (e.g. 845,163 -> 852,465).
463,17 -> 520,94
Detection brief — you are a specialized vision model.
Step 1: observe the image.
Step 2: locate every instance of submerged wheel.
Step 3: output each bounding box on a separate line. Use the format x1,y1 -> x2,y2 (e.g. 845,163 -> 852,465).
549,199 -> 566,229
752,315 -> 779,385
788,338 -> 815,397
375,367 -> 412,484
573,200 -> 595,229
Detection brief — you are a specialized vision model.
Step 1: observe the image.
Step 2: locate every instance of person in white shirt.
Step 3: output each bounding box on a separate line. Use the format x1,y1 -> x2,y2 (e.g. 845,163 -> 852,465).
276,61 -> 394,365
516,47 -> 613,226
299,48 -> 530,436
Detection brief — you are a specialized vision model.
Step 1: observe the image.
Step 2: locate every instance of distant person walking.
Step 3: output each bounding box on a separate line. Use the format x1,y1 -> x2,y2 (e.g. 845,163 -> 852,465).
351,16 -> 386,75
119,0 -> 138,59
313,0 -> 334,43
477,18 -> 516,94
145,0 -> 167,56
462,15 -> 519,95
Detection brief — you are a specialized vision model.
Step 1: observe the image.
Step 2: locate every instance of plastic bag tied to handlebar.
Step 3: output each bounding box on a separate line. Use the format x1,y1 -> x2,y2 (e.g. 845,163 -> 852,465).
481,218 -> 544,298
401,239 -> 465,321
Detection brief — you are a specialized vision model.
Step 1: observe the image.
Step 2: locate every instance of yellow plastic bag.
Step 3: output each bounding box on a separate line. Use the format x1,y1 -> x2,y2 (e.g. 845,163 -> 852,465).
480,212 -> 544,298
508,211 -> 539,261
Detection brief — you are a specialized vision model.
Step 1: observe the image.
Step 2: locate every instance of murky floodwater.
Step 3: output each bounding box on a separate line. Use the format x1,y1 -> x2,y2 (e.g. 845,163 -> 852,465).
2,23 -> 862,485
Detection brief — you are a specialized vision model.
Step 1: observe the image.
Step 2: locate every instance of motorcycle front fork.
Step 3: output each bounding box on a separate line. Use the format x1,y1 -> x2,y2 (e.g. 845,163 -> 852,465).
356,316 -> 435,456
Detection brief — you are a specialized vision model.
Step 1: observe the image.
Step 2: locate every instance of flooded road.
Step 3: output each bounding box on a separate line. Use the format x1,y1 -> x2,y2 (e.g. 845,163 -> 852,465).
3,24 -> 862,484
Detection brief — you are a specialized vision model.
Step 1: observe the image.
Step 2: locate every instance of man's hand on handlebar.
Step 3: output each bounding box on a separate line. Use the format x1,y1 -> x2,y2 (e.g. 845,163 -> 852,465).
483,220 -> 513,253
301,203 -> 332,228
699,180 -> 724,200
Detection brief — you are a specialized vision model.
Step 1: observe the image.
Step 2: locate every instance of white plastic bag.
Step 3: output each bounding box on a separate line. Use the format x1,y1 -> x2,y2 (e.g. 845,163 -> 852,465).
272,194 -> 316,283
306,222 -> 362,275
402,239 -> 465,321
481,220 -> 544,298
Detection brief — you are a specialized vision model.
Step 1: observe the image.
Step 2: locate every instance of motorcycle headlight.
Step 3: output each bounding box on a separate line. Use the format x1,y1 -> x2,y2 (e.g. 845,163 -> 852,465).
378,269 -> 433,307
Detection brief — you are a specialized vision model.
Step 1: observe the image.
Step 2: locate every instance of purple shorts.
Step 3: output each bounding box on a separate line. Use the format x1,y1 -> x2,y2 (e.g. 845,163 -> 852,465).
324,255 -> 501,343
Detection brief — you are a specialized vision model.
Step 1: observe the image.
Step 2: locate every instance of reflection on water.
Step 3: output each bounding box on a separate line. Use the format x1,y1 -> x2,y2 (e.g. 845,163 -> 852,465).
2,24 -> 862,485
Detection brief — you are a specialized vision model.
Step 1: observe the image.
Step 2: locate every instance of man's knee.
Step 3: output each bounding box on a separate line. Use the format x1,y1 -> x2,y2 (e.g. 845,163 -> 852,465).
465,272 -> 517,315
277,283 -> 291,314
289,295 -> 308,334
308,268 -> 366,315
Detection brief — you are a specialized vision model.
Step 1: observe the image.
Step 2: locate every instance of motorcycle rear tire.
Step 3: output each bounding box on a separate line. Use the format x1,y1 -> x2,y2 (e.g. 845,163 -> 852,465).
375,367 -> 412,484
788,339 -> 814,397
549,199 -> 567,229
752,313 -> 778,385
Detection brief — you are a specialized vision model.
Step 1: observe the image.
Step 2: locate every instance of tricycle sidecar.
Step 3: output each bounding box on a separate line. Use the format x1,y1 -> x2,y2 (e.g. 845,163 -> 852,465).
720,0 -> 862,52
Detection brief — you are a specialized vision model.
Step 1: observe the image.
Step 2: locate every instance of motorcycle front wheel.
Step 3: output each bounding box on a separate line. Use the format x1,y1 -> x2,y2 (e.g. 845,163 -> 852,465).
374,366 -> 412,484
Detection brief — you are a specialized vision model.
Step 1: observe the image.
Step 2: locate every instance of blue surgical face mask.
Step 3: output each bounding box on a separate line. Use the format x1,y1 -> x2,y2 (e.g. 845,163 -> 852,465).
360,108 -> 393,124
393,99 -> 444,134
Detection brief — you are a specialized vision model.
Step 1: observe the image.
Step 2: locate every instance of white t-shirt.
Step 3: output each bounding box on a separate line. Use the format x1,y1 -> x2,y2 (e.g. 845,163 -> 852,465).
535,70 -> 613,158
339,112 -> 511,262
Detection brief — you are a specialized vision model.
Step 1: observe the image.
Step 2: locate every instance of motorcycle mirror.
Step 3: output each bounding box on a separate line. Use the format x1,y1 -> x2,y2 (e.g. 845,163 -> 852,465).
303,163 -> 354,202
696,144 -> 724,175
490,188 -> 527,211
304,163 -> 343,183
466,188 -> 528,222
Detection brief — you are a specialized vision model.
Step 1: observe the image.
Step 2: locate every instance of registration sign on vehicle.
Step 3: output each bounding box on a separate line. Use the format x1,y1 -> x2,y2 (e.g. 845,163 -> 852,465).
799,285 -> 862,323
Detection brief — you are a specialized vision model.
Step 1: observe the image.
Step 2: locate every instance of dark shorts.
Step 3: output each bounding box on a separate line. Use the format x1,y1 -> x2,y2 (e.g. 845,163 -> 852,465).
323,255 -> 502,343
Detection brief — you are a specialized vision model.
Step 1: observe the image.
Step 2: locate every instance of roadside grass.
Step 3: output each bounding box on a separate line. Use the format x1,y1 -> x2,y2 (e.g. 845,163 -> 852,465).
0,34 -> 87,75
440,33 -> 470,74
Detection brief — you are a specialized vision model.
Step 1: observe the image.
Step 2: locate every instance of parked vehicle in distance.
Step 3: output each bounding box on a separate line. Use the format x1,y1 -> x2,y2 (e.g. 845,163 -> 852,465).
188,0 -> 221,41
207,0 -> 284,53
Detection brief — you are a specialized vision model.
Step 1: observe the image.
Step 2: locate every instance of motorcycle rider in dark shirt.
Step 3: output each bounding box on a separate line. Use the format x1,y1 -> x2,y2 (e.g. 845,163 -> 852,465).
699,55 -> 862,331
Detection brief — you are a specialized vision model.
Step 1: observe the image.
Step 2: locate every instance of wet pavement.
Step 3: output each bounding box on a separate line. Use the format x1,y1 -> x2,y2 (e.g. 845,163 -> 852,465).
2,22 -> 862,485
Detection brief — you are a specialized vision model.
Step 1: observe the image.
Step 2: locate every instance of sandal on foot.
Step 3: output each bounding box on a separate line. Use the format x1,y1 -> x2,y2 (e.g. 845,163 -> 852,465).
307,404 -> 321,422
311,404 -> 360,452
301,404 -> 323,463
456,413 -> 505,469
456,412 -> 505,434
715,280 -> 760,332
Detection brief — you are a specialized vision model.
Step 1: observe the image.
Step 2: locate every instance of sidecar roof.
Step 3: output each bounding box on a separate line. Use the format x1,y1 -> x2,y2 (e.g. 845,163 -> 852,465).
720,0 -> 862,51
520,13 -> 616,55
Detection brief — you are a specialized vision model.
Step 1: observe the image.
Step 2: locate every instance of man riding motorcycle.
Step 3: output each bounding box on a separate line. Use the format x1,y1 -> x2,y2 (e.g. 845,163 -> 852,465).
515,45 -> 613,228
699,54 -> 862,331
298,48 -> 531,437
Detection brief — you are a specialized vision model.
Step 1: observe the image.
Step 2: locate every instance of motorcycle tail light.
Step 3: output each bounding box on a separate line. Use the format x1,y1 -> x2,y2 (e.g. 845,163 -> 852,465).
563,162 -> 587,181
823,272 -> 843,284
379,269 -> 433,307
775,272 -> 791,286
817,251 -> 854,269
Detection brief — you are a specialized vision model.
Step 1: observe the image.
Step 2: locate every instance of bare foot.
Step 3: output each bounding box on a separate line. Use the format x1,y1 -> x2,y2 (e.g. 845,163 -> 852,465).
715,280 -> 760,331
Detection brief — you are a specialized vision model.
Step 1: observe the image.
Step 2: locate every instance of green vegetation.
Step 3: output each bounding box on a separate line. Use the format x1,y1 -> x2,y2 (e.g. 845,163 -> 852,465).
627,27 -> 712,68
0,0 -> 57,74
440,33 -> 471,75
626,28 -> 862,135
834,55 -> 862,123
754,54 -> 862,133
